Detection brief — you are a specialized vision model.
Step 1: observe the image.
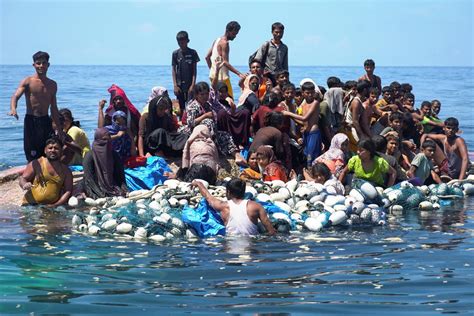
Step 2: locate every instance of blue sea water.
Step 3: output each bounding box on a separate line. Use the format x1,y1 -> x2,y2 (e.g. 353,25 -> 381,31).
0,65 -> 473,315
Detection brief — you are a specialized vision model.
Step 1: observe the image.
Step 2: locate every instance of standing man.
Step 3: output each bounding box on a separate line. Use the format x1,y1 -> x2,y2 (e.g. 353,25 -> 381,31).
206,21 -> 246,99
172,31 -> 200,113
254,22 -> 288,76
9,51 -> 63,162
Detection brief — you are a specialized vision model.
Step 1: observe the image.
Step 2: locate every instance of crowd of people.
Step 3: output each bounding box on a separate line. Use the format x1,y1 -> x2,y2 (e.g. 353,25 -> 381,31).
9,21 -> 471,214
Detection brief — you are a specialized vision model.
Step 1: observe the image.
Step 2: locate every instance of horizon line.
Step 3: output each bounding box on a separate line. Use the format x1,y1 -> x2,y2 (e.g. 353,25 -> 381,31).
1,64 -> 473,68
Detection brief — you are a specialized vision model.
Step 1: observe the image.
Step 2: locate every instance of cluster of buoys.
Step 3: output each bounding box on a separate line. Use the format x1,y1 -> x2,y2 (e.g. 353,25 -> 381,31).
69,176 -> 474,241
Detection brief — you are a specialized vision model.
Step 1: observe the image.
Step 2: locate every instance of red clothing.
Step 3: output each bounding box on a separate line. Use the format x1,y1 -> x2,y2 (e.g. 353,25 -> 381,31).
251,105 -> 289,133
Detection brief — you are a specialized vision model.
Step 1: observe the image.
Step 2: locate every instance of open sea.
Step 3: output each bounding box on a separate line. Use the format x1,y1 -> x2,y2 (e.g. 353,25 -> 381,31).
0,65 -> 473,315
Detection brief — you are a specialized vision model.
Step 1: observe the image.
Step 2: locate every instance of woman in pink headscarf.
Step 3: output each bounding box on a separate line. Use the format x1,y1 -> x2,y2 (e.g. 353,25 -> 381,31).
237,74 -> 261,114
314,133 -> 349,177
98,84 -> 141,141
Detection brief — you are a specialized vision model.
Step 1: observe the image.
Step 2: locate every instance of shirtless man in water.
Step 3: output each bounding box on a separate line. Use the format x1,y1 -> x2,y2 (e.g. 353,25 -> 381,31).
205,21 -> 246,99
192,178 -> 276,236
9,51 -> 63,162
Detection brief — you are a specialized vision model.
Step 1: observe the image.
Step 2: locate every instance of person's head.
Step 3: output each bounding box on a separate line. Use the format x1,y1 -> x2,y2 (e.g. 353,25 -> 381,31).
176,31 -> 189,49
301,81 -> 316,103
420,101 -> 432,116
112,95 -> 126,111
421,139 -> 436,159
385,134 -> 399,155
226,178 -> 246,200
112,110 -> 127,126
444,117 -> 459,138
388,112 -> 403,131
401,83 -> 413,93
294,88 -> 303,106
183,163 -> 217,185
402,92 -> 415,110
282,83 -> 295,102
256,146 -> 276,169
364,59 -> 375,74
193,81 -> 210,104
344,80 -> 358,96
247,151 -> 258,171
249,59 -> 263,75
58,108 -> 79,131
431,99 -> 441,115
310,162 -> 332,184
248,75 -> 260,92
356,80 -> 371,97
368,87 -> 379,104
44,137 -> 63,161
327,76 -> 342,88
331,133 -> 349,152
263,111 -> 284,128
390,81 -> 401,98
32,51 -> 50,75
318,85 -> 327,97
275,70 -> 289,86
381,86 -> 392,103
372,135 -> 387,152
150,95 -> 170,118
216,81 -> 229,100
271,22 -> 285,41
94,127 -> 111,143
357,139 -> 376,161
263,91 -> 278,108
225,21 -> 241,40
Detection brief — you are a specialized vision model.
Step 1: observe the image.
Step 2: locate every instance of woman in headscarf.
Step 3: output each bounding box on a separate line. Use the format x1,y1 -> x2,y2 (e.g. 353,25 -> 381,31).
82,128 -> 128,199
138,95 -> 186,157
256,145 -> 288,182
239,150 -> 261,181
104,110 -> 136,163
314,133 -> 349,177
142,86 -> 170,114
99,84 -> 141,141
181,81 -> 246,165
237,74 -> 261,114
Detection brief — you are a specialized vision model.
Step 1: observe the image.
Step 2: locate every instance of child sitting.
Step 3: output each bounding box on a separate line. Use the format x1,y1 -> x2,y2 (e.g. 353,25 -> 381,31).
338,139 -> 396,188
256,145 -> 288,182
407,140 -> 441,185
304,162 -> 345,195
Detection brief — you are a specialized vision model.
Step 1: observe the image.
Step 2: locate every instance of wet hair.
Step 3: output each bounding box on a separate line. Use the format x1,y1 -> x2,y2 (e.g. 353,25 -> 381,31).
301,81 -> 315,92
226,21 -> 241,32
382,86 -> 392,94
59,108 -> 80,127
420,101 -> 431,109
264,111 -> 284,128
193,81 -> 210,95
390,81 -> 401,91
364,59 -> 375,67
178,164 -> 217,185
249,58 -> 263,68
282,83 -> 295,92
45,136 -> 64,148
344,80 -> 357,91
403,92 -> 415,101
356,80 -> 371,94
176,31 -> 189,41
271,22 -> 285,31
33,51 -> 50,62
275,69 -> 289,79
263,92 -> 280,109
358,139 -> 377,158
444,117 -> 459,128
327,76 -> 342,88
401,83 -> 413,93
369,87 -> 379,95
226,178 -> 246,199
421,139 -> 436,150
310,162 -> 331,181
372,135 -> 387,152
389,112 -> 403,122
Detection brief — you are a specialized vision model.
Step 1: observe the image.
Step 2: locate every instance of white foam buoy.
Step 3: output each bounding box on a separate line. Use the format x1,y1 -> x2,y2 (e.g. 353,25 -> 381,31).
68,196 -> 79,208
84,197 -> 97,206
349,189 -> 365,202
88,225 -> 100,235
360,182 -> 378,200
116,222 -> 133,234
164,179 -> 180,189
101,219 -> 118,231
329,210 -> 347,226
149,234 -> 166,242
304,217 -> 323,232
273,201 -> 291,213
134,227 -> 148,240
418,201 -> 433,211
71,214 -> 82,226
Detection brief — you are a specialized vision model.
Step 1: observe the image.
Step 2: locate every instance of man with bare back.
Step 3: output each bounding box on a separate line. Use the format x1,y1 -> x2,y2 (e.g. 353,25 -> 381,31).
206,21 -> 246,99
9,51 -> 63,162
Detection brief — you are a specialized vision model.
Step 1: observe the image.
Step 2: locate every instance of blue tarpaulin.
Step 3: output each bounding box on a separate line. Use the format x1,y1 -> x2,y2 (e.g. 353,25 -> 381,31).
124,156 -> 171,191
181,199 -> 226,238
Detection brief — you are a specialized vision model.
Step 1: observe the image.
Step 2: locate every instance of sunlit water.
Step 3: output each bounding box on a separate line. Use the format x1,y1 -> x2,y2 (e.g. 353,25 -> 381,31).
0,65 -> 473,314
1,199 -> 473,315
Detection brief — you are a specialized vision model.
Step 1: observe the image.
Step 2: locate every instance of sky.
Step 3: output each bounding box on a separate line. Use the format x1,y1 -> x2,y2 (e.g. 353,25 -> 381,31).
0,0 -> 472,66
